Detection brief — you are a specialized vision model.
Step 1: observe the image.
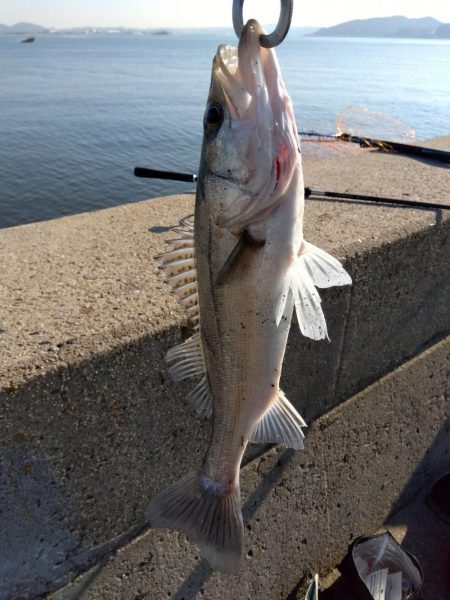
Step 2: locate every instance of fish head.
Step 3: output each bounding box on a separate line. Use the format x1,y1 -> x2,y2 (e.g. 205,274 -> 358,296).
199,19 -> 300,231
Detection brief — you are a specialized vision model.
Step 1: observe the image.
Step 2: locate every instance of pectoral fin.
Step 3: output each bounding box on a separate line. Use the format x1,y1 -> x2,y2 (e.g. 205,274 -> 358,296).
216,230 -> 265,286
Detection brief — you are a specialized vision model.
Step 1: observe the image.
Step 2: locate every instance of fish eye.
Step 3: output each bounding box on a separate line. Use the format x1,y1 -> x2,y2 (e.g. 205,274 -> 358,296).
204,102 -> 224,131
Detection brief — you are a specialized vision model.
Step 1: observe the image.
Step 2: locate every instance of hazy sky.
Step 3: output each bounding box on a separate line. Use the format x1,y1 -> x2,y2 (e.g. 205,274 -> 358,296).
2,0 -> 450,29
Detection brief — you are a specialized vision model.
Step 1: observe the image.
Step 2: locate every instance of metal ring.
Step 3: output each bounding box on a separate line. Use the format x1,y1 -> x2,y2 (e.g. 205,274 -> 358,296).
232,0 -> 293,48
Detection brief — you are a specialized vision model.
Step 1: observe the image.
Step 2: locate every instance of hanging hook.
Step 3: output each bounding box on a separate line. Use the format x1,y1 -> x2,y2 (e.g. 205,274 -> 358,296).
232,0 -> 294,48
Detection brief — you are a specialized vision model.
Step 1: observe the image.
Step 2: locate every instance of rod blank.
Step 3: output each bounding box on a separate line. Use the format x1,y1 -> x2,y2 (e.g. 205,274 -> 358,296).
134,167 -> 197,183
134,166 -> 450,211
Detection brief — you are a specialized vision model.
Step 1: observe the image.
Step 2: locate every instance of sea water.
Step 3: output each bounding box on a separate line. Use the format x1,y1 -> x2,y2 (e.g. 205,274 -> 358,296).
0,32 -> 449,228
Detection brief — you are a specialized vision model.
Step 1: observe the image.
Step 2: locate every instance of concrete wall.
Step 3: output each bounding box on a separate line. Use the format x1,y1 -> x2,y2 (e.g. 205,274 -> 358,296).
1,138 -> 449,599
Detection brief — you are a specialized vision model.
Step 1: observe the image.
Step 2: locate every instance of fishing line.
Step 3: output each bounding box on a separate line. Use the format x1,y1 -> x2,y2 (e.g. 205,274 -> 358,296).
133,167 -> 450,211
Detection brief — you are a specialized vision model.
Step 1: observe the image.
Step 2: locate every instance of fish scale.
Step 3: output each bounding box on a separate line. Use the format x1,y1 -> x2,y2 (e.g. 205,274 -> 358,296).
147,19 -> 351,572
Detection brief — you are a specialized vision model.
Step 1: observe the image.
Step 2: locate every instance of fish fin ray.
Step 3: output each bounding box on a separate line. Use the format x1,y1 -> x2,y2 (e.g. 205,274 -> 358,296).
216,231 -> 265,286
155,215 -> 199,329
300,241 -> 352,288
275,276 -> 291,326
187,376 -> 213,418
289,241 -> 351,340
290,256 -> 328,340
147,472 -> 243,573
166,335 -> 213,417
250,390 -> 306,450
165,332 -> 205,381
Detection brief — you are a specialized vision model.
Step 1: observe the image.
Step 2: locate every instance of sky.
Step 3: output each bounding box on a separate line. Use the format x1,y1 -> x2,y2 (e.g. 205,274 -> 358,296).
2,0 -> 450,29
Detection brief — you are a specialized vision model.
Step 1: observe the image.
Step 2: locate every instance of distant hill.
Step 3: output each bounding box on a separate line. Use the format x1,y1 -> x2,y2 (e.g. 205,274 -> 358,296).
312,16 -> 449,38
291,26 -> 320,36
0,22 -> 47,33
435,23 -> 450,38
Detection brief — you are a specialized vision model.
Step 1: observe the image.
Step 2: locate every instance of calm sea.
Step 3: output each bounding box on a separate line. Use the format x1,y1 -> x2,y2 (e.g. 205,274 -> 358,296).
1,32 -> 449,228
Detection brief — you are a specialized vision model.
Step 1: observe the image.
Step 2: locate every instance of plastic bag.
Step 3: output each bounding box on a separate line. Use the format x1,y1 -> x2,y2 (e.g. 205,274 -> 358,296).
339,531 -> 423,600
305,574 -> 319,600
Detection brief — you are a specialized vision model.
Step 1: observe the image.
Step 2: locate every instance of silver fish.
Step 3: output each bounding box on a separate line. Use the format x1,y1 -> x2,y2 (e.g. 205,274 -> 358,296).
148,20 -> 351,572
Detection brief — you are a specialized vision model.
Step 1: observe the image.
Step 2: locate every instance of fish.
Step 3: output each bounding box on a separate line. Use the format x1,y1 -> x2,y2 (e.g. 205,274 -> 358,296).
147,19 -> 351,573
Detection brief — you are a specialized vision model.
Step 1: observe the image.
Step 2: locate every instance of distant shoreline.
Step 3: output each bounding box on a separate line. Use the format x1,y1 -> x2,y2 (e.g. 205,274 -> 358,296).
2,30 -> 450,40
2,15 -> 450,39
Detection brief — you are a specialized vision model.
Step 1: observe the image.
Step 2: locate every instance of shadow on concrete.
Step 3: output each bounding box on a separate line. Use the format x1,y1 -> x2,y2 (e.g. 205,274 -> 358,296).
0,322 -> 201,599
0,313 -> 301,600
383,413 -> 450,600
320,413 -> 450,600
1,211 -> 449,598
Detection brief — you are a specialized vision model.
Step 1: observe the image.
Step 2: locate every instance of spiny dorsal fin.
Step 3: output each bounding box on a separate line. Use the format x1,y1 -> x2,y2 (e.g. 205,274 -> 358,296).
156,217 -> 213,418
250,390 -> 306,450
155,215 -> 199,330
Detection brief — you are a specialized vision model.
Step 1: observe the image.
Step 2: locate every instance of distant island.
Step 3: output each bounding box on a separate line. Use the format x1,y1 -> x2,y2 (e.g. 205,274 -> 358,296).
0,22 -> 47,34
0,22 -> 174,35
1,17 -> 450,39
312,15 -> 450,38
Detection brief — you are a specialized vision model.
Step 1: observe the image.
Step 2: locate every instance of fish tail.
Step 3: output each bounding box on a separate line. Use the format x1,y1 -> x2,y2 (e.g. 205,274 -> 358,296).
146,472 -> 243,573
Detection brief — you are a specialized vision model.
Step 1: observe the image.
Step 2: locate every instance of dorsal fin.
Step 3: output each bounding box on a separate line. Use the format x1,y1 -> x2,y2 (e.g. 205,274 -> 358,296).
156,216 -> 213,417
155,215 -> 199,330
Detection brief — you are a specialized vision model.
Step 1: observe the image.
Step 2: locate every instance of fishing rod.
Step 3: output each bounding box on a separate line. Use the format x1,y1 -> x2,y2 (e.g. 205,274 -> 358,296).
298,131 -> 450,165
298,105 -> 450,164
133,166 -> 450,211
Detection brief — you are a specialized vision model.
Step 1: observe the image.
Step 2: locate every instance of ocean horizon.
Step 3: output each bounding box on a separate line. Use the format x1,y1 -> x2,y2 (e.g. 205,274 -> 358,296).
1,32 -> 449,229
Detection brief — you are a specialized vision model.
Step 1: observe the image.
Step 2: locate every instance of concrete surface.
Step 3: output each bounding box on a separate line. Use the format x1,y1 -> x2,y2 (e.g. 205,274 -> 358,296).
1,138 -> 449,599
50,336 -> 450,600
321,487 -> 450,600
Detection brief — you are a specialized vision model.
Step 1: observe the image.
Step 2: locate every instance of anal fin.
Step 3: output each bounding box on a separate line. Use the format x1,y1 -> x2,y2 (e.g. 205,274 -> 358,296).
250,390 -> 306,450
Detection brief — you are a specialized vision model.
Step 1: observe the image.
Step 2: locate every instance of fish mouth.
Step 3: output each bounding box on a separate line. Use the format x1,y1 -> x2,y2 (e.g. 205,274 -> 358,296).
207,20 -> 299,229
213,20 -> 268,119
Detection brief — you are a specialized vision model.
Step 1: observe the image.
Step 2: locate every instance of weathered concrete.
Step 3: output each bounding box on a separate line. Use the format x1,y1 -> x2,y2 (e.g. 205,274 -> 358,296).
51,336 -> 450,600
321,488 -> 450,600
1,138 -> 449,599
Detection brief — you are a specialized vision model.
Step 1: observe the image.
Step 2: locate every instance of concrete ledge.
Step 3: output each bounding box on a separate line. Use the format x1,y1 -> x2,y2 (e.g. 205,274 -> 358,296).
53,335 -> 450,600
1,139 -> 449,598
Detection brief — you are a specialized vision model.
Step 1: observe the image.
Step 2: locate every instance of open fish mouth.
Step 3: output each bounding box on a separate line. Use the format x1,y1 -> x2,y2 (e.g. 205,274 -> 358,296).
207,19 -> 300,228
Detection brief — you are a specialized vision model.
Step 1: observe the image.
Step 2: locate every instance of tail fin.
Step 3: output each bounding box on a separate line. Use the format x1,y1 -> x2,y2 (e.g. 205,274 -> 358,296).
146,472 -> 243,573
